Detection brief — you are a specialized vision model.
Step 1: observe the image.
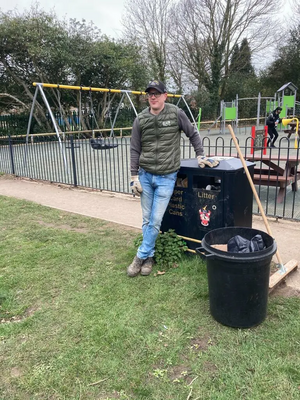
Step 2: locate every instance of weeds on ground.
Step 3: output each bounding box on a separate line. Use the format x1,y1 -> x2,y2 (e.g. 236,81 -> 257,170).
134,229 -> 188,269
0,196 -> 300,399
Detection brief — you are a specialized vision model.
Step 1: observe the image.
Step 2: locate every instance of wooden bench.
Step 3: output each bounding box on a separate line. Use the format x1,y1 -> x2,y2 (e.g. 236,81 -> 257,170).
253,174 -> 295,185
253,172 -> 296,203
283,122 -> 297,139
283,129 -> 295,139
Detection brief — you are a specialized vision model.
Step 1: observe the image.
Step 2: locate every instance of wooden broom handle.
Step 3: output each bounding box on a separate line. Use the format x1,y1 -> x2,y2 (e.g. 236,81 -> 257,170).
227,125 -> 284,266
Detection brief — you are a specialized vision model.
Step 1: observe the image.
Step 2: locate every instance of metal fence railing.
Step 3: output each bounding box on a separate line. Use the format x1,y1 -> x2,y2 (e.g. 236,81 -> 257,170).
1,132 -> 299,221
0,109 -> 140,137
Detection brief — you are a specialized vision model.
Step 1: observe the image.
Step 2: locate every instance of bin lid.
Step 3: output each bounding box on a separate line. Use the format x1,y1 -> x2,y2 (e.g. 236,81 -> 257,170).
180,157 -> 255,171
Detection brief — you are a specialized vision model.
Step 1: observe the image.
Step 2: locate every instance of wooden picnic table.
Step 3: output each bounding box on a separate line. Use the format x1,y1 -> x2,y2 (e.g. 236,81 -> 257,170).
246,154 -> 300,203
207,153 -> 300,203
283,122 -> 299,139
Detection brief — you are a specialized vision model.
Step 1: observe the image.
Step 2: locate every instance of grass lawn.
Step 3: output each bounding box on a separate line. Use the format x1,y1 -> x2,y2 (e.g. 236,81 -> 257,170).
0,196 -> 300,400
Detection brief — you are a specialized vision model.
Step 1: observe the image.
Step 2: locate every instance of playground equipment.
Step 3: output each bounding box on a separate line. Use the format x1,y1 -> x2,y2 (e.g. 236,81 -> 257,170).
250,125 -> 268,155
220,82 -> 298,134
282,117 -> 299,149
276,82 -> 298,118
27,82 -> 197,138
90,138 -> 118,150
220,94 -> 275,134
282,117 -> 299,132
24,82 -> 200,173
197,107 -> 202,131
220,100 -> 237,134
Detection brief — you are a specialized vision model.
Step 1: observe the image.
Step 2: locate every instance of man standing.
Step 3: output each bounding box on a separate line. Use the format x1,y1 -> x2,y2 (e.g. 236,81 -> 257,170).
266,107 -> 282,148
128,80 -> 219,277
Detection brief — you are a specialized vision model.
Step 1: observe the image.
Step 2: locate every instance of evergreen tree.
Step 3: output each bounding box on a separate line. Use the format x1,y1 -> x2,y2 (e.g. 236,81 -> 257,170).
260,24 -> 300,95
229,39 -> 254,75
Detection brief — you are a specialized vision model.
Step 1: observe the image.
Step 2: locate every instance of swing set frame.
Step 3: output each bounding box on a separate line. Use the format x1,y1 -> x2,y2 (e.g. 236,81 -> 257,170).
25,82 -> 200,173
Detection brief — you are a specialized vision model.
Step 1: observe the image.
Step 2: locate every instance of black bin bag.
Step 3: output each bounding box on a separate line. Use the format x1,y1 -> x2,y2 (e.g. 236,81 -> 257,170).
227,234 -> 266,253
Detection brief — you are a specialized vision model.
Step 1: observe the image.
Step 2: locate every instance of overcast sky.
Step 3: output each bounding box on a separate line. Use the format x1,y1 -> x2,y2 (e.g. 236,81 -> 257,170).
0,0 -> 126,39
0,0 -> 297,70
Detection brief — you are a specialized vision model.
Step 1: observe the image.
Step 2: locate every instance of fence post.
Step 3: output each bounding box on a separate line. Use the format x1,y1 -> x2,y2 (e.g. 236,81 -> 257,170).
70,135 -> 77,187
8,135 -> 15,175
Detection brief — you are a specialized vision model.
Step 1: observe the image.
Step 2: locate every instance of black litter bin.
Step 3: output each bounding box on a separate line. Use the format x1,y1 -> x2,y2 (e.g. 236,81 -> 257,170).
161,157 -> 255,250
196,227 -> 277,328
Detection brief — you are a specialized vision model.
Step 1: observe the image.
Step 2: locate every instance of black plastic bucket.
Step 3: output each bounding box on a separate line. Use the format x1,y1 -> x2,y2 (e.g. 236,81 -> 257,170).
196,227 -> 277,328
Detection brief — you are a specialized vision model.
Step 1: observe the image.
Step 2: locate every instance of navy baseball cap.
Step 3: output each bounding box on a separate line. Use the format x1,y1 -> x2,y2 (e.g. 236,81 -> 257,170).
145,80 -> 167,93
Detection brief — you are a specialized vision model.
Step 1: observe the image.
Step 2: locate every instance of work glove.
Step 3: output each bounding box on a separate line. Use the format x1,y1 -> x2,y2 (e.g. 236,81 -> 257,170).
197,156 -> 220,168
130,175 -> 143,197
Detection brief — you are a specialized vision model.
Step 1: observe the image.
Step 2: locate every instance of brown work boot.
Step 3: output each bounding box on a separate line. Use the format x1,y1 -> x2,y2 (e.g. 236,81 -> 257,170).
141,257 -> 154,276
127,256 -> 144,277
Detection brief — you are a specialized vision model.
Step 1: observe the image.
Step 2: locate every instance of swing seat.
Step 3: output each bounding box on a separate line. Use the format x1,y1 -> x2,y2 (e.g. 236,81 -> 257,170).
90,138 -> 118,150
65,143 -> 81,149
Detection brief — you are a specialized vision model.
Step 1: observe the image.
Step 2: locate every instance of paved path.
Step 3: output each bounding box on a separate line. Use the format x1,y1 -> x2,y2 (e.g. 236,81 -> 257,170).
1,175 -> 300,293
0,177 -> 142,230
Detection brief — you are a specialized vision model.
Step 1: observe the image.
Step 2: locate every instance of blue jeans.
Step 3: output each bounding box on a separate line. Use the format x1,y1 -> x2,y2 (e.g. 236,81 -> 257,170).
137,168 -> 177,259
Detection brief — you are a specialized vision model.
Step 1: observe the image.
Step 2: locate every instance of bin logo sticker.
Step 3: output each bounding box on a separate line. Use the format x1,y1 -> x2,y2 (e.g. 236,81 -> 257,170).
199,206 -> 211,226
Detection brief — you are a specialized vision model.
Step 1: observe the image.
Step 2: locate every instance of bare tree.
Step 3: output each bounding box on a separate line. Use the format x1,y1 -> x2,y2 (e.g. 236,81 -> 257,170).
123,0 -> 175,83
289,0 -> 300,26
169,0 -> 283,115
